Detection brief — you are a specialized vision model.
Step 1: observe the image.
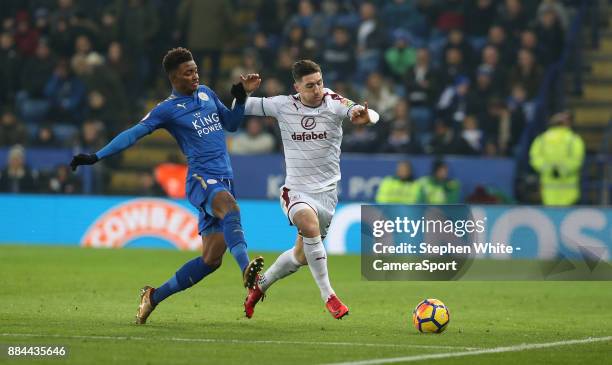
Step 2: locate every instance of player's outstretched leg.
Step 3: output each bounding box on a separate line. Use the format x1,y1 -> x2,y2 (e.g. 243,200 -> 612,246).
293,209 -> 349,319
136,256 -> 218,324
244,247 -> 303,318
136,233 -> 226,324
302,235 -> 348,319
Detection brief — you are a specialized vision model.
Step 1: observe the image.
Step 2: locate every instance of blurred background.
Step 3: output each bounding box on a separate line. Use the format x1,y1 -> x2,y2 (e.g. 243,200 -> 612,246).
0,0 -> 610,255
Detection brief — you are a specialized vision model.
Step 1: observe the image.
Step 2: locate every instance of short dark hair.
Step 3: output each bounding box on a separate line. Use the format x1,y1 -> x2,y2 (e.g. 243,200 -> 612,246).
162,47 -> 193,74
291,59 -> 321,81
432,159 -> 447,174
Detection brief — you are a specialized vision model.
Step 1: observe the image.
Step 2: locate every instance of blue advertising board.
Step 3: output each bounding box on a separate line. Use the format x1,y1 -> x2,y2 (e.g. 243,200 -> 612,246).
230,154 -> 516,201
0,149 -> 515,201
0,195 -> 609,261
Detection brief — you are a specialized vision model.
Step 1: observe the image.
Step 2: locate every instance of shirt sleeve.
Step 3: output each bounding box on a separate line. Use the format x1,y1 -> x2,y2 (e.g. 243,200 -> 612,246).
208,87 -> 245,132
138,104 -> 167,132
95,123 -> 150,160
245,96 -> 281,118
95,105 -> 165,160
325,89 -> 359,118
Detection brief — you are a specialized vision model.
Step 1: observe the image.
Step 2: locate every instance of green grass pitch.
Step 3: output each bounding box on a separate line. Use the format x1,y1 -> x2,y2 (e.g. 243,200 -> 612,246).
1,245 -> 610,364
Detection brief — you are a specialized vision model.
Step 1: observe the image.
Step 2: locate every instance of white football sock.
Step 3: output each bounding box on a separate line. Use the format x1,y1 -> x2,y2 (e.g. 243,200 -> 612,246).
302,235 -> 334,301
259,248 -> 302,292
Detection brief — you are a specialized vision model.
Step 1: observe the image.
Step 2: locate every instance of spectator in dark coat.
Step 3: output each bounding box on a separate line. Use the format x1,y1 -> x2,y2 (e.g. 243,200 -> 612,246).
509,48 -> 543,99
0,108 -> 28,147
498,0 -> 530,41
355,2 -> 387,79
0,32 -> 22,105
379,121 -> 423,154
487,25 -> 517,67
439,47 -> 467,89
20,40 -> 56,99
405,48 -> 439,109
322,26 -> 355,83
43,58 -> 86,123
32,124 -> 59,147
46,165 -> 81,194
465,0 -> 498,38
0,145 -> 38,193
480,45 -> 508,96
437,75 -> 478,126
13,10 -> 40,57
443,28 -> 476,69
535,4 -> 565,67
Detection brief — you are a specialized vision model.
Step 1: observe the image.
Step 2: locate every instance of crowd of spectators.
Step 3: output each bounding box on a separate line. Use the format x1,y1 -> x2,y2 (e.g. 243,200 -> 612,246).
233,0 -> 574,157
0,0 -> 575,195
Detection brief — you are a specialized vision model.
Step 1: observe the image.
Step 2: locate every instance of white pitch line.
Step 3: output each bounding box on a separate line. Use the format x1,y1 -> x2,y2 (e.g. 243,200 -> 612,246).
321,336 -> 612,365
0,333 -> 478,350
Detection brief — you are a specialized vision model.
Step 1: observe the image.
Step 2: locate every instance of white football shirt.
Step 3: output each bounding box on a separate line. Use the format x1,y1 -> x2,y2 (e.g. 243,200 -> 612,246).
245,88 -> 358,192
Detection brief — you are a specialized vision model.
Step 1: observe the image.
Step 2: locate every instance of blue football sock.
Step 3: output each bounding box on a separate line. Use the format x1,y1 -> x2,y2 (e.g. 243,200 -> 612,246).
221,210 -> 250,272
152,256 -> 215,306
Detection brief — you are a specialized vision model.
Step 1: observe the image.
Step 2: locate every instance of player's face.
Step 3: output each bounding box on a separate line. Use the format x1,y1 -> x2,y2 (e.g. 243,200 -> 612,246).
171,60 -> 199,94
295,72 -> 324,107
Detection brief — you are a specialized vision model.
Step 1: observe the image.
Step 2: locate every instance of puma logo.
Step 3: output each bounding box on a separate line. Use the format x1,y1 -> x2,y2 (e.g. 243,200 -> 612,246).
177,103 -> 187,109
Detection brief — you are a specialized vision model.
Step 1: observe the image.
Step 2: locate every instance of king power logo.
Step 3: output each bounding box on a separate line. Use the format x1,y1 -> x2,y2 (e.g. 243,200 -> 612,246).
81,198 -> 200,250
192,111 -> 222,137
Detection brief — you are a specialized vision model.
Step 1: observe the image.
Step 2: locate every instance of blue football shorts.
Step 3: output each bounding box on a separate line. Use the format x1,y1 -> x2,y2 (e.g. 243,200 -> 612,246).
186,172 -> 235,236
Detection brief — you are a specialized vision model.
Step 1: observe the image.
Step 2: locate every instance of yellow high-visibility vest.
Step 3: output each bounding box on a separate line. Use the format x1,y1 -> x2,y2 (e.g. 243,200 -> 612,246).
375,177 -> 419,204
529,126 -> 585,205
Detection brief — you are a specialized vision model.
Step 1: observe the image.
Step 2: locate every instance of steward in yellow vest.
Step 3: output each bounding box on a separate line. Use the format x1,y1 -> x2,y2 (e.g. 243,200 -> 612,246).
416,160 -> 460,204
529,112 -> 585,205
375,161 -> 419,204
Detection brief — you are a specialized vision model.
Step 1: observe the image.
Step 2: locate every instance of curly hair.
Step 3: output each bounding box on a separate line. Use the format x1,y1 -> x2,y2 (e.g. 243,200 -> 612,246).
162,47 -> 193,74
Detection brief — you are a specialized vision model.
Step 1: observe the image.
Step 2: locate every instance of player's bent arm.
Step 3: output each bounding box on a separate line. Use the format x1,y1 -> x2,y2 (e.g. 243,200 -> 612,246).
244,96 -> 279,118
95,123 -> 150,160
326,91 -> 378,126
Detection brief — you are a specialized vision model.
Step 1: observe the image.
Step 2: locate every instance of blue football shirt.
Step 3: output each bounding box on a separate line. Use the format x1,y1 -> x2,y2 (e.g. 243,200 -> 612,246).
138,85 -> 244,178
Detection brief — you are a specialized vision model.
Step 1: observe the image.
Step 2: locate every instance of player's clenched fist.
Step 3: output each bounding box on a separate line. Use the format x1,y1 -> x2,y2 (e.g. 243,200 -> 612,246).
70,153 -> 98,171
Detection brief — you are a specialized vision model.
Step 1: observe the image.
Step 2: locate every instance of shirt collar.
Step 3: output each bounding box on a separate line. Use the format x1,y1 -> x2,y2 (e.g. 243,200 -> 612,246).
171,87 -> 196,98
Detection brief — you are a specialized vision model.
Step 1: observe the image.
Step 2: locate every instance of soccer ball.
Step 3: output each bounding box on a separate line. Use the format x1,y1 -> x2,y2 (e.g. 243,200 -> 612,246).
412,299 -> 450,333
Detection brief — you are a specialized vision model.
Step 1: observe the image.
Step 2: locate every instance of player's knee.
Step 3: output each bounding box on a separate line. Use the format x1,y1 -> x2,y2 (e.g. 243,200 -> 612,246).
298,220 -> 320,237
226,201 -> 239,214
293,209 -> 320,237
212,191 -> 240,218
202,253 -> 223,269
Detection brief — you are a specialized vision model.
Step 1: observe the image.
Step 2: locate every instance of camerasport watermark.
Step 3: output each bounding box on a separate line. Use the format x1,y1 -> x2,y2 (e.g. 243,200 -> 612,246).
360,205 -> 612,281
